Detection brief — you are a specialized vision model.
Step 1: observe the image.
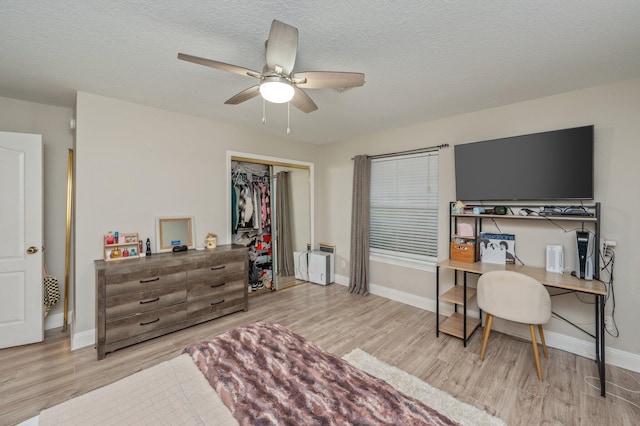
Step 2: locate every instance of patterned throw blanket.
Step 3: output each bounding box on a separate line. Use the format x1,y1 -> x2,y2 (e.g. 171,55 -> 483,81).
183,322 -> 458,425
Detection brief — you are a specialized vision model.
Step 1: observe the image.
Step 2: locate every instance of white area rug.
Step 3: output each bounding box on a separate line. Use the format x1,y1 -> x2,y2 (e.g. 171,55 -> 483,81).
343,348 -> 506,426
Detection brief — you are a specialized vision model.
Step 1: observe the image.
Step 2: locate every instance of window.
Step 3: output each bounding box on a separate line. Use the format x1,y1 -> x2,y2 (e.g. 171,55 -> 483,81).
370,151 -> 438,263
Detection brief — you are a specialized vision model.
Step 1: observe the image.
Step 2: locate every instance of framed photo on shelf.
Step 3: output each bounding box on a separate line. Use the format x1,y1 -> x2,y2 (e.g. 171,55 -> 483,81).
479,233 -> 515,264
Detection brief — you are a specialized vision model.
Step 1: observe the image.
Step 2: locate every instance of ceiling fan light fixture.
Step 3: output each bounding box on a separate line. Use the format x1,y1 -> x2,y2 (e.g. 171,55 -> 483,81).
260,76 -> 294,103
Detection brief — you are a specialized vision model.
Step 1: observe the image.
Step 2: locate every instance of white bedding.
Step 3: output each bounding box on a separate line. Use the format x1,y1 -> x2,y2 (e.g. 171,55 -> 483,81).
22,346 -> 505,426
36,354 -> 237,426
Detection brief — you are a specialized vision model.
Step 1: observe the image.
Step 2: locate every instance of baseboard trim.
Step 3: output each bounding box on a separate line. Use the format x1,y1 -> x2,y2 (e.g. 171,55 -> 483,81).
71,328 -> 95,351
334,274 -> 640,373
493,320 -> 640,373
72,276 -> 639,370
44,310 -> 72,330
335,274 -> 437,312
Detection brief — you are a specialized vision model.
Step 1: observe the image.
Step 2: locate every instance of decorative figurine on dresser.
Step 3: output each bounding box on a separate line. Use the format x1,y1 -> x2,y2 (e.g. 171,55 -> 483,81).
205,233 -> 218,249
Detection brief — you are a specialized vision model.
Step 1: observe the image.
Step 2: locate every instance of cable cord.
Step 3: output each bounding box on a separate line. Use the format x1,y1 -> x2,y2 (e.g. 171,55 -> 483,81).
587,247 -> 619,337
584,373 -> 640,410
604,249 -> 619,337
488,217 -> 619,337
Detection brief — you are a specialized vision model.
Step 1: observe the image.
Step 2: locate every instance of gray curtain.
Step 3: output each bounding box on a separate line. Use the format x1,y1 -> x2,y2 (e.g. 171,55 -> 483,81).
276,171 -> 295,276
349,155 -> 370,295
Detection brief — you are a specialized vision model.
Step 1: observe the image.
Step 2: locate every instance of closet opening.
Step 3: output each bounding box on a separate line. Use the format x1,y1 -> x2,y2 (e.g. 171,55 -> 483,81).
227,152 -> 314,295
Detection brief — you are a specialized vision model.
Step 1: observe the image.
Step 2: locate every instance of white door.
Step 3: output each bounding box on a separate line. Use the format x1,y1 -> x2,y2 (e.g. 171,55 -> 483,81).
0,131 -> 43,348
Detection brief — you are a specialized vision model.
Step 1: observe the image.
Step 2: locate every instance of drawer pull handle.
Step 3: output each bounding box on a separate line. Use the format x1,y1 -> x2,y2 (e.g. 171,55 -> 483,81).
140,277 -> 160,283
139,297 -> 160,304
210,299 -> 225,306
140,318 -> 160,326
210,282 -> 226,288
211,265 -> 226,270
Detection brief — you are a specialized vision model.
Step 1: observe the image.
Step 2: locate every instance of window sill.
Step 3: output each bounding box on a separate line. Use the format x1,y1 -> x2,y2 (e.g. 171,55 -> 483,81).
369,253 -> 436,273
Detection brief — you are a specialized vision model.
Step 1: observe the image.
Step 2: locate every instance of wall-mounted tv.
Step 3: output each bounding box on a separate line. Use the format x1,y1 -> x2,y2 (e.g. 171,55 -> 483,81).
454,125 -> 594,201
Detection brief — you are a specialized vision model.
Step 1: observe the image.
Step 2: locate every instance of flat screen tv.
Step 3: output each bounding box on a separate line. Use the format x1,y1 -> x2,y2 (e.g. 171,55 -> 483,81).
454,125 -> 594,201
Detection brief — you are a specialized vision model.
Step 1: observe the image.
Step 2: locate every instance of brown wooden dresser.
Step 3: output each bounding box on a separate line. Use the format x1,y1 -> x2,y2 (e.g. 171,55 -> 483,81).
95,245 -> 248,360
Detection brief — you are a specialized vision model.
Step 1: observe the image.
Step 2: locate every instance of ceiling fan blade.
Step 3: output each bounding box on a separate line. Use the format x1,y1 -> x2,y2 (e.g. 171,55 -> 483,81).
290,86 -> 318,113
265,20 -> 298,75
224,86 -> 261,105
178,53 -> 261,78
292,71 -> 365,89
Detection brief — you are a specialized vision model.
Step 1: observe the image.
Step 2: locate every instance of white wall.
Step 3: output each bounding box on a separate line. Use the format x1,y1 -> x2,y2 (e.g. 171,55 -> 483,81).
0,96 -> 74,329
11,78 -> 638,368
73,92 -> 318,348
317,79 -> 640,363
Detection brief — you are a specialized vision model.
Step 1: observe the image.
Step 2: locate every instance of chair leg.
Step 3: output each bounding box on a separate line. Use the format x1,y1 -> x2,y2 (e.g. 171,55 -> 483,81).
480,314 -> 493,361
530,324 -> 543,380
538,324 -> 549,358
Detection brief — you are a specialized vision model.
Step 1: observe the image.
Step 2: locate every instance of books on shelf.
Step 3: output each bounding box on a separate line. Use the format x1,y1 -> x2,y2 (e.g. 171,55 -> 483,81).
479,233 -> 515,265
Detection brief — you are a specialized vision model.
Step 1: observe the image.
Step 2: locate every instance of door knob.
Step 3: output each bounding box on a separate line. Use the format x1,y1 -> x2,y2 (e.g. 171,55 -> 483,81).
26,246 -> 39,254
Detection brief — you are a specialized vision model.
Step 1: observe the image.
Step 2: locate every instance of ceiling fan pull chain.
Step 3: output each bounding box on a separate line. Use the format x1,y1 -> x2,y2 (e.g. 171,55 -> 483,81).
287,102 -> 291,134
262,99 -> 266,124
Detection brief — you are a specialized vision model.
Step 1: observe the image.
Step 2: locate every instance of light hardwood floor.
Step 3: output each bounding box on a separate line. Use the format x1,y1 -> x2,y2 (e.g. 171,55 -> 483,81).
1,283 -> 639,425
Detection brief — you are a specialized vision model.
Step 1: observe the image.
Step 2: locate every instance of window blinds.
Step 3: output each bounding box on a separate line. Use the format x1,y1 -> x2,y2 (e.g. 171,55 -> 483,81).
370,152 -> 438,262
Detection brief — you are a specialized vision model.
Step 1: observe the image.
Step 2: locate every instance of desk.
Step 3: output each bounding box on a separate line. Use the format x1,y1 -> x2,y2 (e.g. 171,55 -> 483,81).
436,259 -> 607,397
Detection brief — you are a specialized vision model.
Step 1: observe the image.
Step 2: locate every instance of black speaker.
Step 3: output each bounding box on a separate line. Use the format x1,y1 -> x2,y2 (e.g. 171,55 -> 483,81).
575,231 -> 593,279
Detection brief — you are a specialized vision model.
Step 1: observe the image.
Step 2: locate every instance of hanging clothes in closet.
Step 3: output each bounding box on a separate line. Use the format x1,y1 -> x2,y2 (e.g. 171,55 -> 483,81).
231,161 -> 273,292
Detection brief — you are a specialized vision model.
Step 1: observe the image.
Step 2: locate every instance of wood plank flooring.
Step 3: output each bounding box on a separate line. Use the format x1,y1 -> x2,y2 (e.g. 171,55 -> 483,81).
1,283 -> 639,425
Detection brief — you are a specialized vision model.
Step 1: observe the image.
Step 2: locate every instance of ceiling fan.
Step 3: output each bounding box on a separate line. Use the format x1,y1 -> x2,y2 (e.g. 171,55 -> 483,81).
178,19 -> 365,113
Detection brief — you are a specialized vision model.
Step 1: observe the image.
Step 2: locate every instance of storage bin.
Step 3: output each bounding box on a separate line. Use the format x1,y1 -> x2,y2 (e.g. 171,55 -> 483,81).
450,241 -> 476,263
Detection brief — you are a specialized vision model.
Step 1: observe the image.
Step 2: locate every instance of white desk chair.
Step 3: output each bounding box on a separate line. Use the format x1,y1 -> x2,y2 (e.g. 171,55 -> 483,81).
477,270 -> 551,380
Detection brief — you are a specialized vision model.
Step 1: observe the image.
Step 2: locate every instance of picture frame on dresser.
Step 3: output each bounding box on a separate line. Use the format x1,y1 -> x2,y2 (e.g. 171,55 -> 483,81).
155,216 -> 195,252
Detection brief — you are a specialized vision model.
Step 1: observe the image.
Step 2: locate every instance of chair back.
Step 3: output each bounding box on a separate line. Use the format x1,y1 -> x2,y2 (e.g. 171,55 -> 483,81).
477,270 -> 551,324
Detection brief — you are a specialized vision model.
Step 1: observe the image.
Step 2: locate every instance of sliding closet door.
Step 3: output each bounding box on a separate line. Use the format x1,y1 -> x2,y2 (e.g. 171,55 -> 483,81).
229,154 -> 312,293
231,161 -> 274,293
272,166 -> 311,290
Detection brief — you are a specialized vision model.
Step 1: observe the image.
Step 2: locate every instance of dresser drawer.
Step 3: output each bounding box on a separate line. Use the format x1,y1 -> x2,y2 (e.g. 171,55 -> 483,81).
106,285 -> 186,320
187,273 -> 245,301
106,304 -> 187,343
105,270 -> 186,297
187,287 -> 246,318
187,259 -> 245,282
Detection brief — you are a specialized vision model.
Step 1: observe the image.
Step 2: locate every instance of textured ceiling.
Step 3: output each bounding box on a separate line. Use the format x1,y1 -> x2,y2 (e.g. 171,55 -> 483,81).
2,1 -> 640,144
